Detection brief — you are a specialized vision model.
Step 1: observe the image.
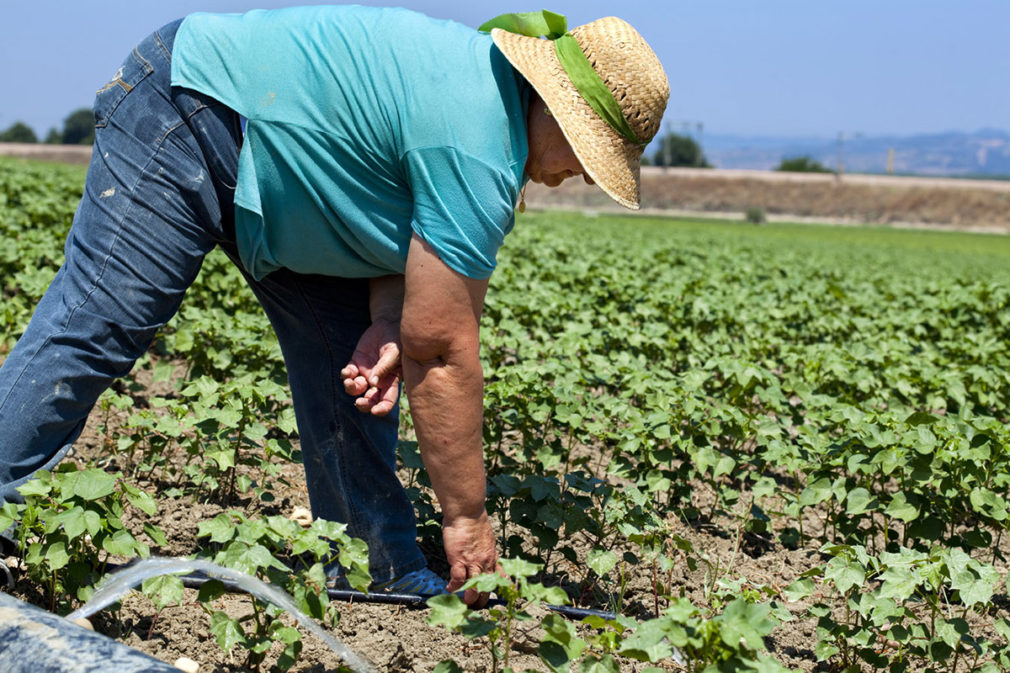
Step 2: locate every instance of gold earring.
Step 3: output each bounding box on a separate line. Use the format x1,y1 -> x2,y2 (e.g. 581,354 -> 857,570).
543,106 -> 553,117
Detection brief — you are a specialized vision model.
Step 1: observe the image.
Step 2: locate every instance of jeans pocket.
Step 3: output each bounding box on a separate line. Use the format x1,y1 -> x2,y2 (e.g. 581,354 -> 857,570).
93,47 -> 155,129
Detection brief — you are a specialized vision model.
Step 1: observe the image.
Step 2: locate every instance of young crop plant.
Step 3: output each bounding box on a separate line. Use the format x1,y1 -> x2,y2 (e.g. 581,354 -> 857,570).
102,372 -> 300,504
0,464 -> 165,612
427,557 -> 793,673
427,557 -> 585,673
788,543 -> 1007,672
141,509 -> 372,672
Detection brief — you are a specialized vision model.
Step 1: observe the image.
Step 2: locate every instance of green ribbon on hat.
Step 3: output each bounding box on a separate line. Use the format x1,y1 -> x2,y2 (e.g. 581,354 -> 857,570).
479,10 -> 643,146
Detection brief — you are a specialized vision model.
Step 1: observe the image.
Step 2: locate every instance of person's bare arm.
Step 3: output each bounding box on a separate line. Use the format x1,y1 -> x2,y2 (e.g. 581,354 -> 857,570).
400,233 -> 497,605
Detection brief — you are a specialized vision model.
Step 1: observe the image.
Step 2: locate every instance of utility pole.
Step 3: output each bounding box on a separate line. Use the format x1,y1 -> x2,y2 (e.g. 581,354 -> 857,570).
835,132 -> 845,181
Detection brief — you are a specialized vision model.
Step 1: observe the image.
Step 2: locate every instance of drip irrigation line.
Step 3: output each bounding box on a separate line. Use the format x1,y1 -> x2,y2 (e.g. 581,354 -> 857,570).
99,562 -> 618,622
172,570 -> 616,621
324,587 -> 618,621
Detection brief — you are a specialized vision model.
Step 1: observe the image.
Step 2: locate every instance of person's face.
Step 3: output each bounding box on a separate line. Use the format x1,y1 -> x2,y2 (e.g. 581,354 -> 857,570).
525,97 -> 594,188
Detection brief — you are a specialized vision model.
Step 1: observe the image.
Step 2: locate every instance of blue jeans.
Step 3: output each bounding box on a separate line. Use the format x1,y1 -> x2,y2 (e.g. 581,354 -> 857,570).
0,20 -> 424,583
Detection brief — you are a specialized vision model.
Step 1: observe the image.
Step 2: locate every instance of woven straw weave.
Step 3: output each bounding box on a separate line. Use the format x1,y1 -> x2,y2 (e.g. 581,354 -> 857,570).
492,17 -> 669,209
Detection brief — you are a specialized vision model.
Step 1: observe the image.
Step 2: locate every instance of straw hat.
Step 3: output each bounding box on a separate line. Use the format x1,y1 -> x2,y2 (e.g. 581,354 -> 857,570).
491,17 -> 669,209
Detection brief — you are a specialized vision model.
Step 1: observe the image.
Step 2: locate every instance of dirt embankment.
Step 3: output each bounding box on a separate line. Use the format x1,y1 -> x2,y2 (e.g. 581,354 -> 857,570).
0,142 -> 92,165
7,143 -> 1009,232
526,166 -> 1010,232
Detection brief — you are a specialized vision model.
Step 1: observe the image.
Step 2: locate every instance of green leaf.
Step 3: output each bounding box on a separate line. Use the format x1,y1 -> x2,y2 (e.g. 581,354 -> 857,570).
433,661 -> 464,673
0,502 -> 18,532
124,488 -> 157,516
885,492 -> 919,522
270,624 -> 301,645
993,618 -> 1010,641
905,411 -> 939,426
578,656 -> 621,673
55,506 -> 87,541
45,540 -> 70,571
197,579 -> 227,604
618,618 -> 673,662
209,610 -> 247,651
83,510 -> 103,537
143,523 -> 168,548
500,556 -> 541,580
878,565 -> 918,602
783,577 -> 815,602
427,594 -> 470,630
72,469 -> 117,501
540,613 -> 587,668
208,448 -> 236,471
17,474 -> 53,498
824,556 -> 865,596
142,574 -> 184,610
586,549 -> 618,578
539,641 -> 574,673
336,537 -> 371,592
845,487 -> 875,515
720,598 -> 776,651
102,529 -> 138,557
948,550 -> 999,608
198,513 -> 237,544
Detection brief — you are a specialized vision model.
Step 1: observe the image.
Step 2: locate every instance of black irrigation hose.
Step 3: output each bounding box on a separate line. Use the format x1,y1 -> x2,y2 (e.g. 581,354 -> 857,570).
324,587 -> 618,622
0,562 -> 13,592
173,571 -> 617,621
91,562 -> 618,622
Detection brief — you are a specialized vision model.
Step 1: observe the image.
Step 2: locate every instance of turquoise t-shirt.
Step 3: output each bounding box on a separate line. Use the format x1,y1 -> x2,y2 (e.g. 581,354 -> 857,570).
170,6 -> 529,280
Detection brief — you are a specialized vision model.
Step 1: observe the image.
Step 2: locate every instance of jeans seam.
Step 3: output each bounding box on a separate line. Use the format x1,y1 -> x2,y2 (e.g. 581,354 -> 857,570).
153,27 -> 172,62
132,45 -> 153,75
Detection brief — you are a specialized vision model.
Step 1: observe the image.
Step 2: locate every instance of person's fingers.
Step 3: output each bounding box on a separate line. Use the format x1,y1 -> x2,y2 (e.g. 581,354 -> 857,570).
369,399 -> 394,416
463,565 -> 488,607
344,375 -> 369,396
340,363 -> 359,379
369,347 -> 401,386
368,375 -> 401,416
447,562 -> 468,594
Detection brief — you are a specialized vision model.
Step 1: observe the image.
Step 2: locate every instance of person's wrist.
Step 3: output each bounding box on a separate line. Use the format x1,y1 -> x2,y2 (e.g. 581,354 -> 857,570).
442,507 -> 489,528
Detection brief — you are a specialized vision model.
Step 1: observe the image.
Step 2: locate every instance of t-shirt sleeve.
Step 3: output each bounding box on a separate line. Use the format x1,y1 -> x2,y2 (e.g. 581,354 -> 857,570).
403,146 -> 518,279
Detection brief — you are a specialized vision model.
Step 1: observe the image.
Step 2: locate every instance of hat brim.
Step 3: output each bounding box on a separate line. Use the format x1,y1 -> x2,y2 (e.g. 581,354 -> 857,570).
492,28 -> 641,210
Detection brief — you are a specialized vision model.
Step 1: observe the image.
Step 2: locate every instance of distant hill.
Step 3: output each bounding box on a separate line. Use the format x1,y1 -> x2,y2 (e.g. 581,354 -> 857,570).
697,129 -> 1010,177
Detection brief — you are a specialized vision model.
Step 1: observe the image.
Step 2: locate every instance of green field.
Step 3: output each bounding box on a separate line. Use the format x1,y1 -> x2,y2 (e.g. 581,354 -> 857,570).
2,155 -> 1010,672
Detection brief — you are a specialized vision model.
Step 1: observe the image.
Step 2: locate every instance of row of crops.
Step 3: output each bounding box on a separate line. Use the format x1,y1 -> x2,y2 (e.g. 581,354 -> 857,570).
2,155 -> 1010,672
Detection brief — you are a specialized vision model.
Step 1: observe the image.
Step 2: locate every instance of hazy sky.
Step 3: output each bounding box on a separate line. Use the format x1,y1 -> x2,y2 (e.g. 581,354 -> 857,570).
1,1 -> 1007,139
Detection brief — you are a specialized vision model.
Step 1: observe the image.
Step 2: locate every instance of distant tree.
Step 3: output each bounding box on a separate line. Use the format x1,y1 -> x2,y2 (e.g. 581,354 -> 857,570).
0,121 -> 39,143
652,132 -> 711,168
43,128 -> 62,144
61,108 -> 95,145
776,156 -> 831,173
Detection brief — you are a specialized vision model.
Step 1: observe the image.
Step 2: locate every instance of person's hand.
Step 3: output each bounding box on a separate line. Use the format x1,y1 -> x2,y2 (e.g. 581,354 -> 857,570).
340,317 -> 402,416
442,510 -> 501,608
